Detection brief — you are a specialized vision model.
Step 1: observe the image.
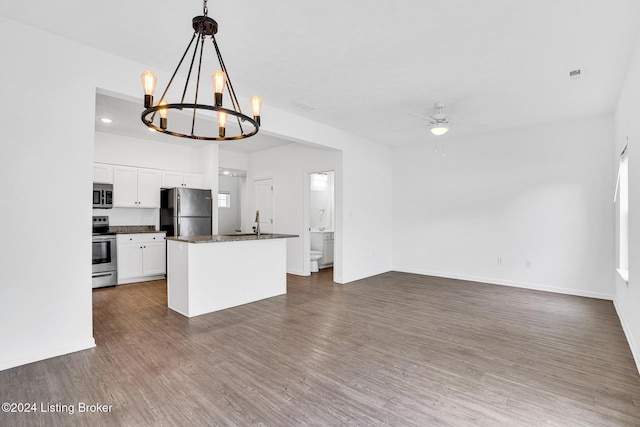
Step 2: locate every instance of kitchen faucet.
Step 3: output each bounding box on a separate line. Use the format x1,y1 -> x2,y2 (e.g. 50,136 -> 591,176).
254,210 -> 261,236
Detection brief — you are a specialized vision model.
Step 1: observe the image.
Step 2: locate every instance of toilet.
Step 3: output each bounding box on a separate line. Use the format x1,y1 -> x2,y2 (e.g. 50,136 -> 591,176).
310,250 -> 323,273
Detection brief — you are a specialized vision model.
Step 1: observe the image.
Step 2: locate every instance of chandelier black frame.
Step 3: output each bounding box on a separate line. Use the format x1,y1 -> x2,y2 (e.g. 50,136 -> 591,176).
140,0 -> 261,141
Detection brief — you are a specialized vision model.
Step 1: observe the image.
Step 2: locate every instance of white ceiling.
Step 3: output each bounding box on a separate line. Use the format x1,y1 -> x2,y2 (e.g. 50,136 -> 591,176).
94,91 -> 294,153
3,0 -> 640,147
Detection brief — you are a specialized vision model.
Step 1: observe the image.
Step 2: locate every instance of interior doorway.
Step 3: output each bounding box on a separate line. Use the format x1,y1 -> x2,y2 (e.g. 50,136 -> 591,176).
254,178 -> 274,233
307,171 -> 335,275
218,169 -> 246,234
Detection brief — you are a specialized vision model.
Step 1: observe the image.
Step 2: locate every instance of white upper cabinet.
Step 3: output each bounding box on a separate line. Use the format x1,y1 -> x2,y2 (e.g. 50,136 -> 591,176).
161,171 -> 183,188
93,163 -> 114,184
113,166 -> 161,208
161,171 -> 204,189
137,168 -> 162,207
113,166 -> 138,206
182,173 -> 204,189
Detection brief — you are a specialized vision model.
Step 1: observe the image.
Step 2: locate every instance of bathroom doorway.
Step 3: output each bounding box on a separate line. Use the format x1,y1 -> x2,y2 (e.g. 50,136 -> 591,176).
307,171 -> 335,275
217,168 -> 246,234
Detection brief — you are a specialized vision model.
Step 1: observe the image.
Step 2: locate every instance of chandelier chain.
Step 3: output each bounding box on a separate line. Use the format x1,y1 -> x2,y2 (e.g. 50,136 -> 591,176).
203,0 -> 208,16
191,34 -> 207,136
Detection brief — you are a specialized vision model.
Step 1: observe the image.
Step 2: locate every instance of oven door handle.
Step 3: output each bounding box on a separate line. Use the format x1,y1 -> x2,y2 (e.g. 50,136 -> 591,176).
92,272 -> 114,278
92,235 -> 116,242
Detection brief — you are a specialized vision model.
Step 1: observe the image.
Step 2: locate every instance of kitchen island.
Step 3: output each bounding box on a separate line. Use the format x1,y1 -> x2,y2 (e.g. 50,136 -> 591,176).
165,233 -> 298,317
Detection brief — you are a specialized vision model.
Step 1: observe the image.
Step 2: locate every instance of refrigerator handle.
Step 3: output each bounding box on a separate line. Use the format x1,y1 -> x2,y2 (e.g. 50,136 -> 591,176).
177,193 -> 181,217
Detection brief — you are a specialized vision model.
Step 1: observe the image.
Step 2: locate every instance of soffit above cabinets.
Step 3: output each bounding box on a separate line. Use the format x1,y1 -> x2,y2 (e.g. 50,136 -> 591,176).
95,92 -> 294,154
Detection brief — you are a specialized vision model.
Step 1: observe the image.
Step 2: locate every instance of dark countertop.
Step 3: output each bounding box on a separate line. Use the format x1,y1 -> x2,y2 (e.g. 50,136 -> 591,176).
109,226 -> 164,234
166,233 -> 299,244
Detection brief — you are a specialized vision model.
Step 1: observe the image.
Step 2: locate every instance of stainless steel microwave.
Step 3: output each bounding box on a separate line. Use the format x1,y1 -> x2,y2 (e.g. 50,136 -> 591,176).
93,183 -> 113,209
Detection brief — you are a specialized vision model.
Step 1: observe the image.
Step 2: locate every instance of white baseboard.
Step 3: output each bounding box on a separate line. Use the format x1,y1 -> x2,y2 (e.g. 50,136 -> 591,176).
118,275 -> 165,285
393,267 -> 614,300
0,338 -> 96,372
286,269 -> 308,277
339,267 -> 392,285
613,298 -> 640,375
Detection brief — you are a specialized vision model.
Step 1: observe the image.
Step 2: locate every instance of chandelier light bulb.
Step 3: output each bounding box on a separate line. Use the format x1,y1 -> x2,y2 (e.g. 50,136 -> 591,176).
158,99 -> 168,129
218,111 -> 227,137
212,70 -> 226,107
250,96 -> 262,125
431,126 -> 449,136
141,71 -> 157,108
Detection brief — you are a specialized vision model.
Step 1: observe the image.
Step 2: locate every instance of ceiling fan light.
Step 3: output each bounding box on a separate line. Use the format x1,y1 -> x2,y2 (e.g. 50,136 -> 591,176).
431,126 -> 449,136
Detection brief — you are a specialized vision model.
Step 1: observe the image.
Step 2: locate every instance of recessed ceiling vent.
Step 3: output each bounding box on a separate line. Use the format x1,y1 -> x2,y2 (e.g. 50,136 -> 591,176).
569,69 -> 582,80
291,100 -> 316,112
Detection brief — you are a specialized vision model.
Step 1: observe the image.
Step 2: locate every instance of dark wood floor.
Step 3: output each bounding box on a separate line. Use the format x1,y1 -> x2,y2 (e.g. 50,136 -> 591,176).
1,270 -> 640,426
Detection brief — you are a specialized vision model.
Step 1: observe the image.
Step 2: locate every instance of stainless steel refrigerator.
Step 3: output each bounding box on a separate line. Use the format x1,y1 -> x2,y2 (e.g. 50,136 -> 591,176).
160,188 -> 212,237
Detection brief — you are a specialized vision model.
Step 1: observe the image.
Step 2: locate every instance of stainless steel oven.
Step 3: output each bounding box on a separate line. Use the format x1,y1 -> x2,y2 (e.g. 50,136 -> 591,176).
93,183 -> 113,209
92,216 -> 117,288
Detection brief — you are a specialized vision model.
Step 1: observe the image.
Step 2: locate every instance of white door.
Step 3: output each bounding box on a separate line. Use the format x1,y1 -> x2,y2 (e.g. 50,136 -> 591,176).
254,178 -> 274,233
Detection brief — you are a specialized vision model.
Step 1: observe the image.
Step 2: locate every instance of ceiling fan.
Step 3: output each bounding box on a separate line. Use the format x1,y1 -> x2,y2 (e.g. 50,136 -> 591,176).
405,101 -> 452,136
428,101 -> 450,136
401,101 -> 453,155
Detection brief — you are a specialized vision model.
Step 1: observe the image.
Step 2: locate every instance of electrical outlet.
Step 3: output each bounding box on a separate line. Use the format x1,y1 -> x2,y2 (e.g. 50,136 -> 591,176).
526,260 -> 532,268
497,257 -> 503,265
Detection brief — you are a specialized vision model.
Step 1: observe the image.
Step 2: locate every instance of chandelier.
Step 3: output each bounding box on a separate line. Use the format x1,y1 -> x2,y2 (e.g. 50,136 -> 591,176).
140,0 -> 261,141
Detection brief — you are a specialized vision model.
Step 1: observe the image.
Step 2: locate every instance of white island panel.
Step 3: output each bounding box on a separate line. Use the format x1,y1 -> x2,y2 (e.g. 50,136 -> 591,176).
167,238 -> 287,317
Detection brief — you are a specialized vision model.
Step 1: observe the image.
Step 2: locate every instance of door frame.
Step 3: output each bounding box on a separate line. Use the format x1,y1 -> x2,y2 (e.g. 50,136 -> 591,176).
304,170 -> 335,277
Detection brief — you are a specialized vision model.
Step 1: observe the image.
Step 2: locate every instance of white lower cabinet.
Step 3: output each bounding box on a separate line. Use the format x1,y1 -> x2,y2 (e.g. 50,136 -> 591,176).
117,233 -> 166,284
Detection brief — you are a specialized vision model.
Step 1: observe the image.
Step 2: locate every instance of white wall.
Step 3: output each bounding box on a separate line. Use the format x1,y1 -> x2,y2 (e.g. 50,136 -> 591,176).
219,150 -> 249,171
248,144 -> 341,276
0,17 -> 100,370
393,114 -> 615,299
94,131 -> 203,172
614,35 -> 640,373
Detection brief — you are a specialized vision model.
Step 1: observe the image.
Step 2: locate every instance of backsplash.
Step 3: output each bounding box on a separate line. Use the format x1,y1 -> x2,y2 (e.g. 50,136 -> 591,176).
109,225 -> 157,233
92,207 -> 159,228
